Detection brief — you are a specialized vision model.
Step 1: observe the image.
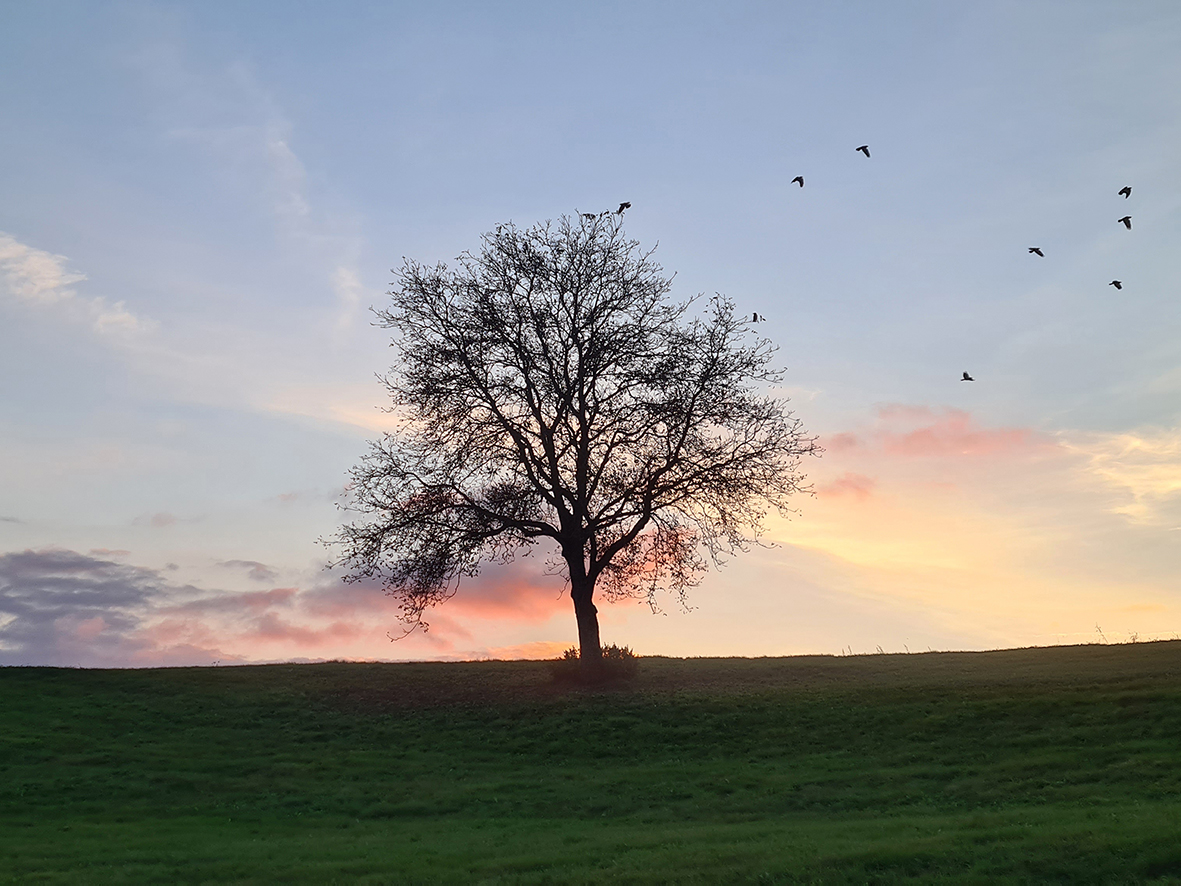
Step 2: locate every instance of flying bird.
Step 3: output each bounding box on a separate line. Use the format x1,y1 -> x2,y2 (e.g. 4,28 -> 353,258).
791,176 -> 804,187
1029,247 -> 1044,257
1110,280 -> 1122,290
1118,216 -> 1132,229
752,312 -> 766,323
617,202 -> 631,215
961,372 -> 975,382
856,145 -> 870,157
1118,186 -> 1132,199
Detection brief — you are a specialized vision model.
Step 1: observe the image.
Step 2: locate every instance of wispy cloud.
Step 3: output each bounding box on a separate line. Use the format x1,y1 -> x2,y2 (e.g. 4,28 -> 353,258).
148,55 -> 372,338
131,512 -> 192,528
1064,427 -> 1181,525
331,265 -> 365,339
265,384 -> 404,434
0,233 -> 155,337
0,235 -> 85,303
109,47 -> 384,432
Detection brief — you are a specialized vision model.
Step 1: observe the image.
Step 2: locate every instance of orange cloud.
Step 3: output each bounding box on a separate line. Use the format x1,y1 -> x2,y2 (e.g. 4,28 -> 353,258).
482,640 -> 570,660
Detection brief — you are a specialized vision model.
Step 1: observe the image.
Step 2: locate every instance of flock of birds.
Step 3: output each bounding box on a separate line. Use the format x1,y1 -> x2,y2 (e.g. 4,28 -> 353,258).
785,145 -> 1139,383
1010,182 -> 1136,379
1028,186 -> 1132,282
589,147 -> 1138,385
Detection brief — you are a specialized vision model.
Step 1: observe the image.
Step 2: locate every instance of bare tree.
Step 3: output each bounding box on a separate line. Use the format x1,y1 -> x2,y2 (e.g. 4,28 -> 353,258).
333,213 -> 818,673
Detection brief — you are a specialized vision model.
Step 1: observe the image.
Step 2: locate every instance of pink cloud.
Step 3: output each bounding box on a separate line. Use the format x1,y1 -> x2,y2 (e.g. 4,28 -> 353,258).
250,612 -> 367,645
138,561 -> 568,662
144,602 -> 377,660
168,586 -> 299,617
881,410 -> 1036,457
826,405 -> 1054,460
823,432 -> 860,453
304,560 -> 568,625
447,570 -> 567,622
70,615 -> 108,641
131,512 -> 204,529
816,472 -> 877,500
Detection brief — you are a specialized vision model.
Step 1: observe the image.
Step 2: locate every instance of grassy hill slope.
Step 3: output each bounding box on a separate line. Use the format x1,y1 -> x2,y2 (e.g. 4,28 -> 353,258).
3,643 -> 1181,884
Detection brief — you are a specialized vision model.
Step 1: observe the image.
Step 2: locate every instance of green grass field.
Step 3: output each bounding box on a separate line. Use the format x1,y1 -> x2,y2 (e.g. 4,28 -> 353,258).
3,642 -> 1181,884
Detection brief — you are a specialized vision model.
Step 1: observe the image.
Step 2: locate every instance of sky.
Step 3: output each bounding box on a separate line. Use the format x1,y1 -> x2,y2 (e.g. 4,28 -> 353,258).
2,1 -> 1180,667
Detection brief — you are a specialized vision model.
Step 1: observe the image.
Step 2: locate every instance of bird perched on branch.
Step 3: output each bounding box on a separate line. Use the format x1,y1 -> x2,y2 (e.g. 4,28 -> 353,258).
1029,247 -> 1044,257
855,145 -> 870,158
1118,216 -> 1132,229
791,176 -> 804,187
617,202 -> 631,215
582,213 -> 597,221
1110,280 -> 1122,290
961,372 -> 975,382
1118,186 -> 1132,198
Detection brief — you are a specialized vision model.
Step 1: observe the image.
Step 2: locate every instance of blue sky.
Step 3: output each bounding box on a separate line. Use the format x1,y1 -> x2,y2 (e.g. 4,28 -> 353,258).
2,2 -> 1180,666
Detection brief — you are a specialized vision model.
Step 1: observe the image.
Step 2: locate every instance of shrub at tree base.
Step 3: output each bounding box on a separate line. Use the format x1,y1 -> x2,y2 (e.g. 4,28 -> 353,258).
548,644 -> 639,684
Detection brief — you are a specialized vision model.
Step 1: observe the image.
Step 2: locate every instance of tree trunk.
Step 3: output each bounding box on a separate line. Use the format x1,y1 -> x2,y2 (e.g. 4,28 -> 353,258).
572,585 -> 602,675
566,543 -> 602,676
571,590 -> 604,685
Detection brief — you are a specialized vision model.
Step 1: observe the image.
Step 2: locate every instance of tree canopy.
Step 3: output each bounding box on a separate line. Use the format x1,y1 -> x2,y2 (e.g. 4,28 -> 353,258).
333,213 -> 818,670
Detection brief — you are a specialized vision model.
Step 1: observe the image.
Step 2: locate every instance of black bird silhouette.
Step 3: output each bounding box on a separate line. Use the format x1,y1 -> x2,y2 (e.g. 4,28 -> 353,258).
752,312 -> 766,323
1029,247 -> 1044,257
1119,186 -> 1132,198
791,176 -> 804,187
1110,280 -> 1123,290
617,202 -> 631,215
856,145 -> 870,157
1118,216 -> 1131,229
582,213 -> 597,220
961,372 -> 975,382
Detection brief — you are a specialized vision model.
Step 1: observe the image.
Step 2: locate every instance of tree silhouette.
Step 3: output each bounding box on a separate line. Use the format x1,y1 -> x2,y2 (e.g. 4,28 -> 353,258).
333,214 -> 818,673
